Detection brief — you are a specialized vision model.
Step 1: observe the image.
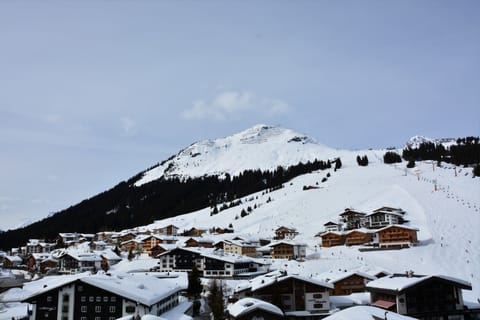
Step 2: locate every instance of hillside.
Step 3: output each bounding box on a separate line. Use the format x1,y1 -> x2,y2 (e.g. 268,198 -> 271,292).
139,152 -> 480,301
0,125 -> 343,250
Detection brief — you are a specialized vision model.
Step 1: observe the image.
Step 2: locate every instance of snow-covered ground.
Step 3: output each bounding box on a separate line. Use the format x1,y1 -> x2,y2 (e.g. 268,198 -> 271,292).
146,150 -> 480,302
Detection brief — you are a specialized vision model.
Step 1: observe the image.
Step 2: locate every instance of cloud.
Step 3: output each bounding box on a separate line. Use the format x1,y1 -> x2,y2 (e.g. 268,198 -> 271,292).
120,116 -> 137,136
181,91 -> 290,121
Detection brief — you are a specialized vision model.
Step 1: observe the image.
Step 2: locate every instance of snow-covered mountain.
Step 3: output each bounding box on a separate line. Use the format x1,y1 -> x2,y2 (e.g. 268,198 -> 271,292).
406,135 -> 456,149
132,135 -> 480,301
135,124 -> 342,186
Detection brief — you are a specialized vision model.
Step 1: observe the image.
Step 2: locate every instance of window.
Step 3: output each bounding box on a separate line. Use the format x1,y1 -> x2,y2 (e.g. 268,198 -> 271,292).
126,305 -> 136,314
313,293 -> 323,299
81,306 -> 87,313
95,306 -> 101,313
89,296 -> 94,302
95,317 -> 101,320
46,296 -> 53,302
314,303 -> 323,309
109,306 -> 116,313
111,296 -> 116,302
77,285 -> 83,292
81,296 -> 86,302
103,296 -> 109,302
81,317 -> 87,320
96,296 -> 101,302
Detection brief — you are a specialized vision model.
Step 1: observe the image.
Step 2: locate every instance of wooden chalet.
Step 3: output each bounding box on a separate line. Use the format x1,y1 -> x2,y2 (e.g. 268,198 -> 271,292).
321,271 -> 376,296
344,229 -> 375,246
274,226 -> 298,240
222,240 -> 258,257
366,273 -> 477,319
182,227 -> 207,237
150,244 -> 169,258
2,255 -> 23,268
320,231 -> 345,247
339,208 -> 366,230
268,241 -> 307,260
376,225 -> 418,248
158,224 -> 179,236
323,221 -> 341,232
184,237 -> 214,248
25,253 -> 53,272
156,247 -> 204,273
235,271 -> 333,318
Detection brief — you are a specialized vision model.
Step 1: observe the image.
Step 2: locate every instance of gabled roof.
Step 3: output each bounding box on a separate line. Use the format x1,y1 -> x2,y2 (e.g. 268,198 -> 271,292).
319,231 -> 344,237
322,306 -> 417,320
15,272 -> 187,307
344,228 -> 376,235
318,270 -> 376,284
267,240 -> 307,247
366,274 -> 472,293
339,209 -> 366,216
228,297 -> 283,318
235,271 -> 333,293
376,224 -> 419,233
373,207 -> 405,213
324,221 -> 340,226
366,211 -> 404,218
202,252 -> 253,264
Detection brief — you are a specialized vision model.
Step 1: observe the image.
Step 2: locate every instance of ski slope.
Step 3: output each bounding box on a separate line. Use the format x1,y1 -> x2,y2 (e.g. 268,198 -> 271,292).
144,150 -> 480,301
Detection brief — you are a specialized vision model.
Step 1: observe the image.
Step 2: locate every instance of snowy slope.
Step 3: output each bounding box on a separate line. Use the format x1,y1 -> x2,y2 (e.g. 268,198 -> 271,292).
135,124 -> 343,186
143,150 -> 480,301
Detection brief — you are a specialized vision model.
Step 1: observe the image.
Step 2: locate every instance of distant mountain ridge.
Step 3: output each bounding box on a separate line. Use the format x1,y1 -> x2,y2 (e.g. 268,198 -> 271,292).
135,124 -> 338,186
405,135 -> 456,149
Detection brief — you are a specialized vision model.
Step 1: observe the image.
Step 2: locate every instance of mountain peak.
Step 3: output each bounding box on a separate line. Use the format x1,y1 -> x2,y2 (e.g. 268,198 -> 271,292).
134,125 -> 335,186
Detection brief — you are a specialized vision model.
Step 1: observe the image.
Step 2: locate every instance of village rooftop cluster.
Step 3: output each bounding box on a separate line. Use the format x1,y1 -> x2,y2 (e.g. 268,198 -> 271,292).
1,214 -> 478,320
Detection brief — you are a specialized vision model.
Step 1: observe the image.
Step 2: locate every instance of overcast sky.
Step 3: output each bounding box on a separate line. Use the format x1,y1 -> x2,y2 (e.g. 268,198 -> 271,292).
1,1 -> 479,231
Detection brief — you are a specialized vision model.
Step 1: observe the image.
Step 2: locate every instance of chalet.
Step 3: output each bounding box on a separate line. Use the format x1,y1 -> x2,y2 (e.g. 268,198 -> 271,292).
323,221 -> 341,232
235,271 -> 333,318
202,253 -> 258,278
184,237 -> 214,248
96,249 -> 122,269
150,244 -> 171,258
158,224 -> 179,236
21,272 -> 187,320
26,239 -> 55,254
366,209 -> 405,229
116,232 -> 137,244
366,273 -> 476,319
2,255 -> 23,268
94,231 -> 116,242
156,247 -> 205,273
89,240 -> 107,251
39,258 -> 59,273
268,241 -> 307,260
376,225 -> 418,248
344,229 -> 375,246
222,240 -> 258,257
320,231 -> 345,247
182,227 -> 208,237
58,252 -> 102,273
25,253 -> 53,272
274,226 -> 298,240
339,208 -> 366,230
227,297 -> 284,320
214,227 -> 234,234
120,239 -> 141,252
319,271 -> 376,296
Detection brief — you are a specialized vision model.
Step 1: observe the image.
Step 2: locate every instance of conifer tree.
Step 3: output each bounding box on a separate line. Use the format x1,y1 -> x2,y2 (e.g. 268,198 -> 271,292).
207,280 -> 224,320
187,265 -> 202,297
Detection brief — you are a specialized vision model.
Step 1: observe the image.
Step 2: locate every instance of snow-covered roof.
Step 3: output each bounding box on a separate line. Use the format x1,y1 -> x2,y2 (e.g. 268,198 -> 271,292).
81,272 -> 187,306
318,270 -> 376,284
344,228 -> 376,235
267,240 -> 307,247
366,274 -> 472,293
329,292 -> 371,309
228,297 -> 283,317
375,225 -> 419,233
235,270 -> 333,293
202,252 -> 253,264
365,211 -> 405,218
5,255 -> 22,262
323,306 -> 417,320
